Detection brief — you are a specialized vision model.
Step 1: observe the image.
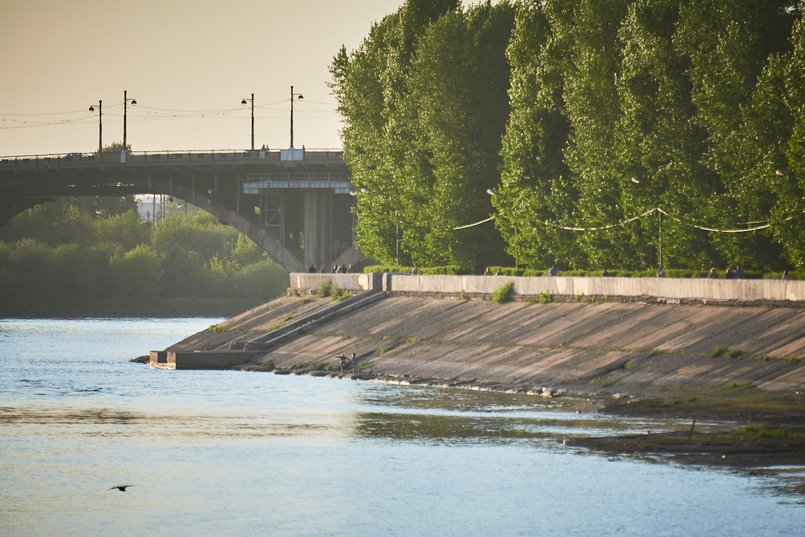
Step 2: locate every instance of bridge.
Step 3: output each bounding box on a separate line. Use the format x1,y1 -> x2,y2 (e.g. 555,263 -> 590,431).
0,148 -> 360,272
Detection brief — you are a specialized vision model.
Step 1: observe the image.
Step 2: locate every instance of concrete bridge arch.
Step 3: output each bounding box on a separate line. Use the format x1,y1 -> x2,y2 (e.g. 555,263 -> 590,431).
0,149 -> 364,272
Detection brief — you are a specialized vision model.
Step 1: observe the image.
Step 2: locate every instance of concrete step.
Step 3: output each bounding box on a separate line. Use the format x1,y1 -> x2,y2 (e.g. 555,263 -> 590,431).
228,290 -> 387,352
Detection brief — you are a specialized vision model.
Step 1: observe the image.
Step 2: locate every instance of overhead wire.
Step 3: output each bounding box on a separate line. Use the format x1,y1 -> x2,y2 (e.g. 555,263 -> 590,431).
1,98 -> 339,129
454,206 -> 802,233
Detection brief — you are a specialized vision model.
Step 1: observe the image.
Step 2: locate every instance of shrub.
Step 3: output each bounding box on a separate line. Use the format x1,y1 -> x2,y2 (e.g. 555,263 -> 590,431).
317,279 -> 334,297
317,279 -> 350,301
108,243 -> 164,296
492,281 -> 515,304
363,264 -> 466,275
485,266 -> 523,276
330,285 -> 351,302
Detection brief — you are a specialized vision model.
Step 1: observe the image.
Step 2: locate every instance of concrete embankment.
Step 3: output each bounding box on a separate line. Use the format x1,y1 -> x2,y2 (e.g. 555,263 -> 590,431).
152,273 -> 805,400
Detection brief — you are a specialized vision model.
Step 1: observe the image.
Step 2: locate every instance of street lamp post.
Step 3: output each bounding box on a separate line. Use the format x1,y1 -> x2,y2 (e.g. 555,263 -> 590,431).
354,187 -> 399,267
88,100 -> 102,153
241,93 -> 254,151
629,176 -> 662,270
657,209 -> 663,270
290,85 -> 303,148
123,90 -> 137,150
394,199 -> 400,268
486,188 -> 516,269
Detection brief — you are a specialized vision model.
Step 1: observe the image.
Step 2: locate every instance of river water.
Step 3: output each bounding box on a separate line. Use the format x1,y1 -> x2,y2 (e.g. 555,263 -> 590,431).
1,318 -> 803,536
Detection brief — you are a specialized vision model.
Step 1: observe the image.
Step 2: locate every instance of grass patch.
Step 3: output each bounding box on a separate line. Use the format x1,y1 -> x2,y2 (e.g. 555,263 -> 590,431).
721,424 -> 805,441
709,346 -> 744,359
726,381 -> 753,390
539,290 -> 553,304
492,281 -> 515,304
316,279 -> 350,301
208,324 -> 227,333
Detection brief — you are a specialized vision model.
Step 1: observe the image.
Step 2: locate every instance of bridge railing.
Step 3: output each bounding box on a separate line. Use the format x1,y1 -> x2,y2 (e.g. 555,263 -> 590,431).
0,148 -> 344,169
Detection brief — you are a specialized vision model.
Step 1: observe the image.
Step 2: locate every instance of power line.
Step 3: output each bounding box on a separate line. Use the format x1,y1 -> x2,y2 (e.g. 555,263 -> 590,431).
0,116 -> 97,130
0,109 -> 88,117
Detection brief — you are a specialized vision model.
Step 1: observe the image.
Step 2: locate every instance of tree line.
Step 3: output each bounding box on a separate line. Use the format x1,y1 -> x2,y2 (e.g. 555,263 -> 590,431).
0,198 -> 288,315
330,0 -> 803,273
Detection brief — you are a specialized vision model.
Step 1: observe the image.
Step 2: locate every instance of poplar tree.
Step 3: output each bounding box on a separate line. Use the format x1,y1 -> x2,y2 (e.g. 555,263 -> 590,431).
496,1 -> 578,270
330,0 -> 458,266
676,0 -> 797,270
776,11 -> 805,268
557,0 -> 630,269
614,0 -> 713,269
407,2 -> 515,269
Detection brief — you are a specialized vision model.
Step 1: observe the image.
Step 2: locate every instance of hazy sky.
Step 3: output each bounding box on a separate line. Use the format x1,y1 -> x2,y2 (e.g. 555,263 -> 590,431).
0,0 -> 408,156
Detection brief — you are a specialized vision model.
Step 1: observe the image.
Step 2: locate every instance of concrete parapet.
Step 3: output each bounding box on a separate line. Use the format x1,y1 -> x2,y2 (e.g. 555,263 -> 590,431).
289,273 -> 805,304
157,350 -> 263,370
290,272 -> 381,292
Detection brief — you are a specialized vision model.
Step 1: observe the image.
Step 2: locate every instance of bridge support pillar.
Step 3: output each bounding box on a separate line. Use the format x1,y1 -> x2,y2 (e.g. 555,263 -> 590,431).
303,190 -> 332,270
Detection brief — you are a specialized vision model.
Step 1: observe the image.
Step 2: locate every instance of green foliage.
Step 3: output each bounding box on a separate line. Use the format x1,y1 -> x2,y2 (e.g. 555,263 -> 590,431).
728,424 -> 800,440
363,264 -> 464,275
492,281 -> 515,304
108,244 -> 164,296
0,200 -> 289,314
709,346 -> 744,359
332,0 -> 513,272
317,279 -> 335,298
316,279 -> 350,301
231,259 -> 288,301
94,210 -> 151,251
335,0 -> 802,272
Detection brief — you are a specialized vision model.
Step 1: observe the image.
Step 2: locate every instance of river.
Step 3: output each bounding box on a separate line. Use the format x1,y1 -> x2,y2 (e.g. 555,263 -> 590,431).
1,318 -> 802,536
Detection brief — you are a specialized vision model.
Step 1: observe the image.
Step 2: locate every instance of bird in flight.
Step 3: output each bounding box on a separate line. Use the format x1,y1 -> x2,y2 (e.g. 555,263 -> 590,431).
108,485 -> 134,492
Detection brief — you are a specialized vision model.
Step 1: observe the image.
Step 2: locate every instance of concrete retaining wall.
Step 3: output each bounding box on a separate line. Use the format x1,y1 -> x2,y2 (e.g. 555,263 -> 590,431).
290,273 -> 805,304
290,272 -> 382,292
